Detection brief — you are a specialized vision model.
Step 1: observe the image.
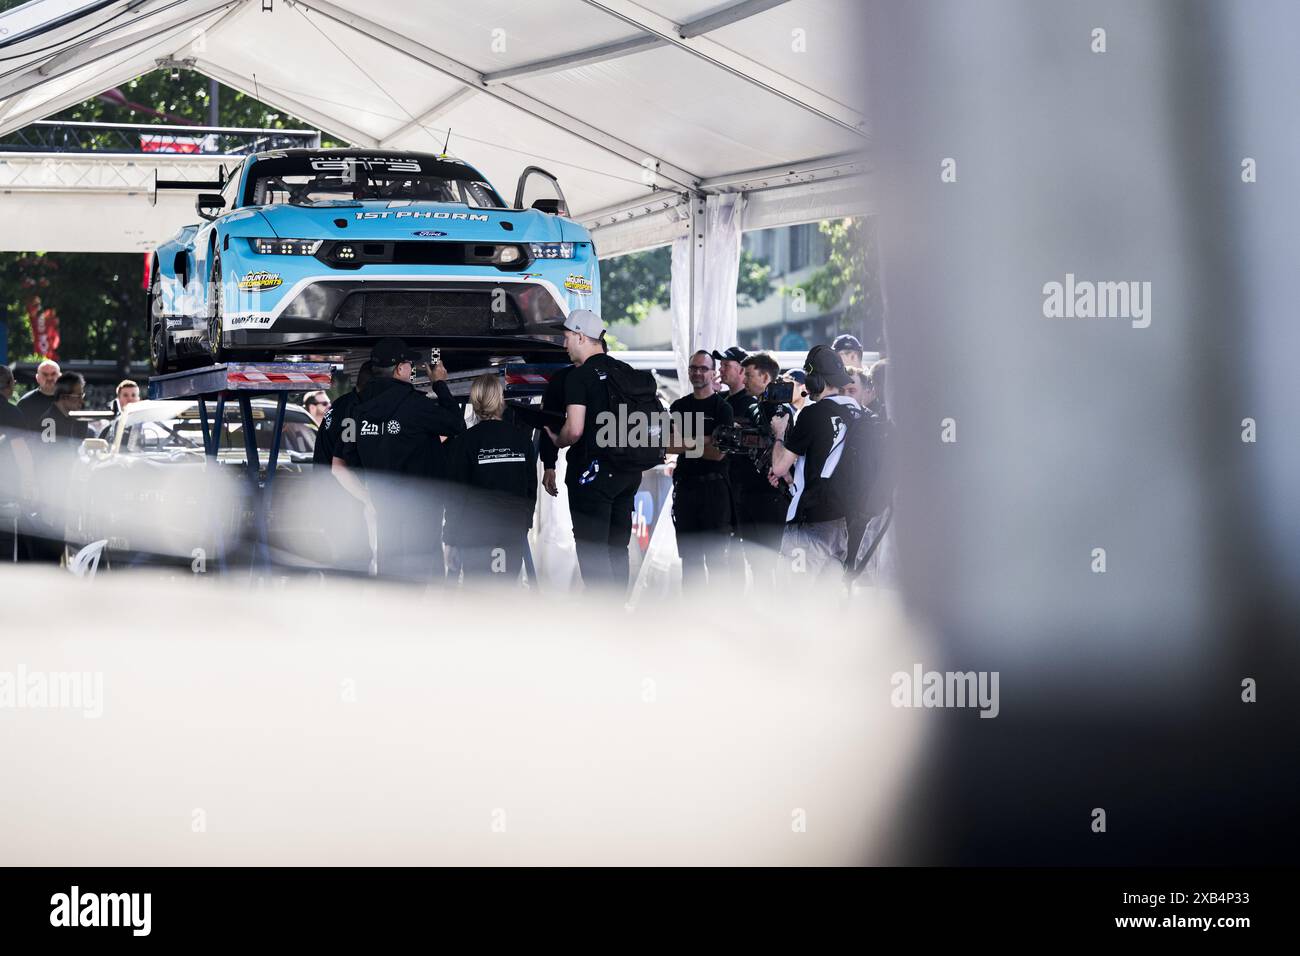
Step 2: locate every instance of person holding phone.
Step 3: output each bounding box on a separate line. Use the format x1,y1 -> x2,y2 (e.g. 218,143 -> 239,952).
332,337 -> 465,582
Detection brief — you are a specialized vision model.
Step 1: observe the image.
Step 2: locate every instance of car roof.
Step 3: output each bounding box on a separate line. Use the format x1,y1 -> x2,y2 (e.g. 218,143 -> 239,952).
250,147 -> 465,164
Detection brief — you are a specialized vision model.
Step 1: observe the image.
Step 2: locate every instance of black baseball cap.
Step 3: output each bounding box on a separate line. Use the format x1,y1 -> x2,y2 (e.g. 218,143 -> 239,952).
710,346 -> 749,363
832,333 -> 863,353
370,337 -> 424,368
805,344 -> 853,388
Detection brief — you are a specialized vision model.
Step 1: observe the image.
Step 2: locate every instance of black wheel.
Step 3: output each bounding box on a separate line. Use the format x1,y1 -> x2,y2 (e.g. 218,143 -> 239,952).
206,248 -> 225,363
148,272 -> 175,373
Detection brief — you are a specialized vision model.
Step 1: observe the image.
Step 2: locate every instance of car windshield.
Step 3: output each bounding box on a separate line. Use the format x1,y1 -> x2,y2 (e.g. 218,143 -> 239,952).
108,407 -> 316,456
248,154 -> 506,208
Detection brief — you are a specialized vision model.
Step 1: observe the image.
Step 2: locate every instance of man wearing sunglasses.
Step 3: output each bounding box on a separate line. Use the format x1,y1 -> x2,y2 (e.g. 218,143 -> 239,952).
303,390 -> 332,428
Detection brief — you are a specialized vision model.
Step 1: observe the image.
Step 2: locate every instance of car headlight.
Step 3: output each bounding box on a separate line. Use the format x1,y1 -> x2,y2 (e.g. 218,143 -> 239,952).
249,238 -> 322,255
528,242 -> 575,259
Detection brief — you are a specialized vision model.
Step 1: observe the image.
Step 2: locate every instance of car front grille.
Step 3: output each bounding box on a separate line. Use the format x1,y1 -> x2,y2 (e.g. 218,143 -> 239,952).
337,290 -> 523,335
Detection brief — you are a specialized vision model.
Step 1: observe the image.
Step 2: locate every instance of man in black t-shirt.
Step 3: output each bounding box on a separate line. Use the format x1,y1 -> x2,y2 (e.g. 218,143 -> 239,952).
768,346 -> 864,582
711,346 -> 751,420
723,351 -> 787,591
15,359 -> 59,431
545,309 -> 641,592
668,350 -> 734,589
537,362 -> 579,497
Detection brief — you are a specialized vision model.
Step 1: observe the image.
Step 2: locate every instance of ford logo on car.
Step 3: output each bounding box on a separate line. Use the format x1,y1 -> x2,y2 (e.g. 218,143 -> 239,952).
413,230 -> 448,237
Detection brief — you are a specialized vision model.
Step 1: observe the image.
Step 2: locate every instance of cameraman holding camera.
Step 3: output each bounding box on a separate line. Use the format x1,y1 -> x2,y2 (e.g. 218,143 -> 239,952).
721,351 -> 789,591
767,345 -> 865,582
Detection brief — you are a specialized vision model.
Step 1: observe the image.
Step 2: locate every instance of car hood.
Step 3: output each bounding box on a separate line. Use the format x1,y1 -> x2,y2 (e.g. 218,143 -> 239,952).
255,201 -> 575,243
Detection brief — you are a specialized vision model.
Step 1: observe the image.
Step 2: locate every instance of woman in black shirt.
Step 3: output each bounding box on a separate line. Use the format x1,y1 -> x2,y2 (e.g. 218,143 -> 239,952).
444,374 -> 538,585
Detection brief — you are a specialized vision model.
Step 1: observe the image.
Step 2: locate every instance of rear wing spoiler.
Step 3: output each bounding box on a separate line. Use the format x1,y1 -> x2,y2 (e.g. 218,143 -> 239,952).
150,165 -> 229,206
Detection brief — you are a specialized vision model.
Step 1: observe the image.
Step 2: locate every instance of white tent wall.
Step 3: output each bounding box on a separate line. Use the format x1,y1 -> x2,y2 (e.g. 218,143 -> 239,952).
669,192 -> 745,383
0,0 -> 869,336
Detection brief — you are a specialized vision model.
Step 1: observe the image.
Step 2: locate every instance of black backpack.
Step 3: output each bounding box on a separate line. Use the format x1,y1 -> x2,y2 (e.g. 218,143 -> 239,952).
599,357 -> 667,472
829,403 -> 890,519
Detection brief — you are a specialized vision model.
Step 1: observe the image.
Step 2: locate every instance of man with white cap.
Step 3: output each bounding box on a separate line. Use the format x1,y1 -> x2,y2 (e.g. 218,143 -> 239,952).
545,309 -> 643,592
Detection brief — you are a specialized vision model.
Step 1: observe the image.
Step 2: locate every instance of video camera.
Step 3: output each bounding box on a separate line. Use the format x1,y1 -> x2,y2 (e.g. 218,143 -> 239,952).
712,380 -> 796,491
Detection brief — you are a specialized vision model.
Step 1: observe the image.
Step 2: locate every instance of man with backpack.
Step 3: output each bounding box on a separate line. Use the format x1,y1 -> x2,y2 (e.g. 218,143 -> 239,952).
767,345 -> 878,583
546,309 -> 663,592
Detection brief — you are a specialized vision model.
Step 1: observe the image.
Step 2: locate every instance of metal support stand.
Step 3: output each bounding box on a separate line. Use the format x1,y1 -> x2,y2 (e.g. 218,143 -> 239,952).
149,362 -> 332,576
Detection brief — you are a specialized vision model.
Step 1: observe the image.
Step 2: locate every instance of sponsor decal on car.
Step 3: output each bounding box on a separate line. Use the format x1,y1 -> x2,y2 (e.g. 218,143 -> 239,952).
564,274 -> 593,295
413,230 -> 448,237
225,315 -> 275,329
354,211 -> 490,221
310,157 -> 421,173
237,271 -> 284,292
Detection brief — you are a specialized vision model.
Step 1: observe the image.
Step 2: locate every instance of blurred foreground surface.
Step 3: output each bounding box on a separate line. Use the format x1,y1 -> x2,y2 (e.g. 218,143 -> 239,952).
0,567 -> 925,866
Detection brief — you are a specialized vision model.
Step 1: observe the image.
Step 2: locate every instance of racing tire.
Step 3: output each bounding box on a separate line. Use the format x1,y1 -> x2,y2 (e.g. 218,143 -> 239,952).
206,249 -> 226,364
148,272 -> 175,374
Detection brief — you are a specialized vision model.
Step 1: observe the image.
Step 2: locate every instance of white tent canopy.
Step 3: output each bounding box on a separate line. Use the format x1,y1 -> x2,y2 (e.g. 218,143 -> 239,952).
0,0 -> 869,359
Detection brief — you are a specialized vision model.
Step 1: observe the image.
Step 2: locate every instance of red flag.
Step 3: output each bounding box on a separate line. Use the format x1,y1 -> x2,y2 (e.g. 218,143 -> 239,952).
26,297 -> 60,360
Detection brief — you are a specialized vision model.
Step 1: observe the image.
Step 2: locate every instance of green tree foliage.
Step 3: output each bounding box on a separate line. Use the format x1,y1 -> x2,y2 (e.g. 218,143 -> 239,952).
0,68 -> 330,366
0,253 -> 147,367
46,68 -> 325,133
598,244 -> 772,326
784,217 -> 885,349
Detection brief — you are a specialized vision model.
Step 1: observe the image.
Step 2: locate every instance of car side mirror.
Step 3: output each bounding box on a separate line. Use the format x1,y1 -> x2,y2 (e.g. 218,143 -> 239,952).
196,193 -> 226,222
80,437 -> 109,456
530,198 -> 567,216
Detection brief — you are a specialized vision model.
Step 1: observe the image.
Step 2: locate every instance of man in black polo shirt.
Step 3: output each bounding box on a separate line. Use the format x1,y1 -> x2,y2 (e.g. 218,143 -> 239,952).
668,350 -> 733,588
545,309 -> 641,592
333,339 -> 465,581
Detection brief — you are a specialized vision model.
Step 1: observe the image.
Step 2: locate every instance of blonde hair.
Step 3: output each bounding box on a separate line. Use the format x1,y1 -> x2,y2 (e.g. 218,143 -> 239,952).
469,373 -> 505,421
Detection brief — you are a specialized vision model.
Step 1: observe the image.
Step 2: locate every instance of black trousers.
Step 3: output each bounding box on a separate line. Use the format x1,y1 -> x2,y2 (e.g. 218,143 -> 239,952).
375,497 -> 445,584
568,468 -> 642,592
458,535 -> 528,584
672,474 -> 732,589
733,482 -> 788,591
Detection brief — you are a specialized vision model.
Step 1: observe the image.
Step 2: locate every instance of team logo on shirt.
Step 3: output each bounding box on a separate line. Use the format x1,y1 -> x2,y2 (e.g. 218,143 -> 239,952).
360,421 -> 379,437
386,420 -> 401,435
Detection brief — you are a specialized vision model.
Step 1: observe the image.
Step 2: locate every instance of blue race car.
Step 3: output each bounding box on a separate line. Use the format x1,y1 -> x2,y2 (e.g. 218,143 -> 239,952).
148,148 -> 597,372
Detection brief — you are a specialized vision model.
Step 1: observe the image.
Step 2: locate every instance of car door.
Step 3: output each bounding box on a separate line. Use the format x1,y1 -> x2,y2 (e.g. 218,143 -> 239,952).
513,166 -> 569,217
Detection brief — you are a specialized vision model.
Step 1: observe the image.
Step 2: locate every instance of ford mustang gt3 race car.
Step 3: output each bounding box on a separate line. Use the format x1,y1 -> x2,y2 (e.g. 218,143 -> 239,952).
148,148 -> 597,372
